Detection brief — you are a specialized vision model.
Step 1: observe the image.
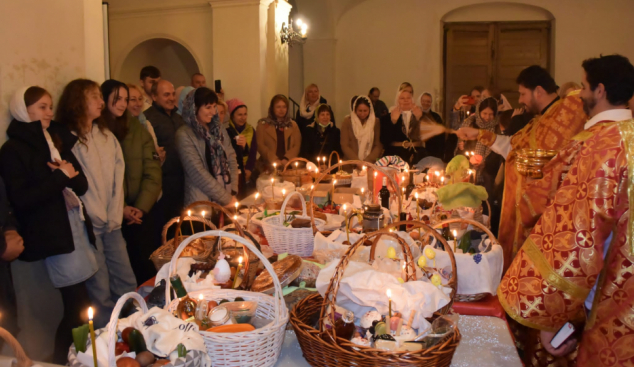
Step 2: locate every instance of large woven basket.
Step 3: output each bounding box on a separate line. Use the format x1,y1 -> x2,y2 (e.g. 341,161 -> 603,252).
166,230 -> 289,367
280,157 -> 314,187
0,327 -> 33,367
150,214 -> 217,270
290,220 -> 460,366
432,217 -> 499,303
69,292 -> 207,367
261,191 -> 326,256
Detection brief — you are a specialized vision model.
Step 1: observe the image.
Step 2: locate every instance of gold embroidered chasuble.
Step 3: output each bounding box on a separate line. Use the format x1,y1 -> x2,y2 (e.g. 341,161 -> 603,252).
478,93 -> 587,270
498,120 -> 634,366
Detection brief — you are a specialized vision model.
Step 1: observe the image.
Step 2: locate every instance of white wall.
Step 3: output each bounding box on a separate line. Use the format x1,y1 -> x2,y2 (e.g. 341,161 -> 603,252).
108,1 -> 213,87
299,0 -> 634,120
119,38 -> 200,87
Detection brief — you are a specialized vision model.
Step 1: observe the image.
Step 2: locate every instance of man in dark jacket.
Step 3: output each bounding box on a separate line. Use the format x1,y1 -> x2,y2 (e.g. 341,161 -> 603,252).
143,80 -> 185,224
369,87 -> 389,118
0,176 -> 24,340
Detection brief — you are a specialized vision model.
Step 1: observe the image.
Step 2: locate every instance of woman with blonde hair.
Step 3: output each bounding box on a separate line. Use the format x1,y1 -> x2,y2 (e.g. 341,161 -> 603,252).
295,83 -> 334,132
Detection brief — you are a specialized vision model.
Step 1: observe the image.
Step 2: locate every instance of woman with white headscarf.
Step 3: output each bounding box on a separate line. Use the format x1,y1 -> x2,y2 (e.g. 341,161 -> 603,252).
295,83 -> 334,133
340,95 -> 382,168
0,86 -> 97,363
380,88 -> 425,164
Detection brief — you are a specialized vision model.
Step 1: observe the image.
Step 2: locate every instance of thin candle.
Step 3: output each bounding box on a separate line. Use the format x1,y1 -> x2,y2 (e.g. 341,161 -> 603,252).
88,307 -> 98,367
387,289 -> 392,317
415,192 -> 421,237
339,159 -> 343,173
201,211 -> 206,231
273,162 -> 277,172
235,201 -> 239,214
452,229 -> 458,252
282,188 -> 286,199
271,178 -> 275,200
441,176 -> 445,185
232,256 -> 243,289
187,210 -> 195,234
331,180 -> 337,203
373,171 -> 378,204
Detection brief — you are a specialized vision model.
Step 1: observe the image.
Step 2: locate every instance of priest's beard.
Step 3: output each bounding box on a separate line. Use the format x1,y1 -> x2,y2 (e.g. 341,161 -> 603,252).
582,95 -> 596,116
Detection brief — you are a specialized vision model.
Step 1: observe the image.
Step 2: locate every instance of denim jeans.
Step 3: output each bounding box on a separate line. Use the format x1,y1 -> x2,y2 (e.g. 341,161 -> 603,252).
85,229 -> 137,327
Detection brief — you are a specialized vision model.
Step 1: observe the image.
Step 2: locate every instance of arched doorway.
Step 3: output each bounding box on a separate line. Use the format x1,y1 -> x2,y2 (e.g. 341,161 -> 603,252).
117,38 -> 200,87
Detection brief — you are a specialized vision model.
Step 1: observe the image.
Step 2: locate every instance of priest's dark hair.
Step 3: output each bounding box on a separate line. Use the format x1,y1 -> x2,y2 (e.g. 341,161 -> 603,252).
582,54 -> 634,106
140,65 -> 161,81
515,65 -> 558,94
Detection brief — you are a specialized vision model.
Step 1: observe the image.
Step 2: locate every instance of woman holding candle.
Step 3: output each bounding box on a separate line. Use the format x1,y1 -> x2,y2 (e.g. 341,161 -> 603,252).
101,80 -> 162,285
256,94 -> 302,173
176,87 -> 239,207
0,86 -> 95,362
340,96 -> 382,169
57,79 -> 137,327
300,104 -> 341,165
454,97 -> 499,185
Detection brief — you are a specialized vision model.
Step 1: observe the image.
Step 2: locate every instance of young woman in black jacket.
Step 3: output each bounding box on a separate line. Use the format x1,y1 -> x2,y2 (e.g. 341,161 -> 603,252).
0,87 -> 96,363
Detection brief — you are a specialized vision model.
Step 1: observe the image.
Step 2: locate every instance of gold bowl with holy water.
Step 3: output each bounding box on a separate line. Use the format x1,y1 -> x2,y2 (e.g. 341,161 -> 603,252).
515,149 -> 558,178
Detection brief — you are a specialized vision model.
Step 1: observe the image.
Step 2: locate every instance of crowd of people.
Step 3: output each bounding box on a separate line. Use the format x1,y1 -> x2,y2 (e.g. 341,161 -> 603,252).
2,53 -> 634,365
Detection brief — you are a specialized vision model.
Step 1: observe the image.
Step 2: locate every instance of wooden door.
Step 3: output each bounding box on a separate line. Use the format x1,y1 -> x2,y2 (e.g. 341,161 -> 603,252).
443,21 -> 551,120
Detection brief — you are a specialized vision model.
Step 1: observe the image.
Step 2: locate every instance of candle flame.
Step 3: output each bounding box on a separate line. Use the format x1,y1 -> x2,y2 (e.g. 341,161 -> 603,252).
441,177 -> 445,182
453,229 -> 458,237
315,168 -> 319,173
333,180 -> 337,185
343,204 -> 347,211
187,210 -> 191,216
374,171 -> 378,178
310,185 -> 314,190
435,171 -> 439,177
339,160 -> 342,164
415,192 -> 419,199
282,189 -> 286,196
255,192 -> 260,199
317,157 -> 320,162
295,162 -> 298,167
176,218 -> 180,223
202,210 -> 206,217
402,187 -> 405,192
471,151 -> 475,156
233,215 -> 237,220
468,169 -> 472,175
238,256 -> 243,264
361,188 -> 365,193
235,202 -> 239,209
88,307 -> 94,320
405,168 -> 408,173
387,289 -> 392,299
271,178 -> 275,184
199,294 -> 204,300
362,166 -> 366,170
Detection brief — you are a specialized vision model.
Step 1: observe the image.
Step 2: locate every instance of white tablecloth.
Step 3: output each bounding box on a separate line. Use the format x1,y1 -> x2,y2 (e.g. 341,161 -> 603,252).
275,315 -> 521,367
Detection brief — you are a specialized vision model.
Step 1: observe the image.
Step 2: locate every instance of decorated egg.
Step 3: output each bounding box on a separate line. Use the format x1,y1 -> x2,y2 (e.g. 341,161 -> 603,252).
431,274 -> 442,287
424,247 -> 436,260
417,256 -> 427,268
387,246 -> 397,259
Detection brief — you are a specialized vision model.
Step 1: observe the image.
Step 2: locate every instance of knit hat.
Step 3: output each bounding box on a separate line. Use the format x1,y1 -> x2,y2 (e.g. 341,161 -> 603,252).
226,98 -> 246,117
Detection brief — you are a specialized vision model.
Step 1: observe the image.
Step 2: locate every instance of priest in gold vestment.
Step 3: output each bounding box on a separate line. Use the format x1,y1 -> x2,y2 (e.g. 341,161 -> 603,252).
458,66 -> 588,271
499,54 -> 634,366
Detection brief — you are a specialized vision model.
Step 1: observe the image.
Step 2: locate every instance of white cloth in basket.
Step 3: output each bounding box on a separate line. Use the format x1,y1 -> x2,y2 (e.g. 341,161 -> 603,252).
155,258 -> 220,293
316,260 -> 451,330
420,245 -> 503,296
117,307 -> 208,358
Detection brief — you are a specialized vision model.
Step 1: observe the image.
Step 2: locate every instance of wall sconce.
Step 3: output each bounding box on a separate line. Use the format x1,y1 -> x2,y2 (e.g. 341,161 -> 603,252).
280,18 -> 307,46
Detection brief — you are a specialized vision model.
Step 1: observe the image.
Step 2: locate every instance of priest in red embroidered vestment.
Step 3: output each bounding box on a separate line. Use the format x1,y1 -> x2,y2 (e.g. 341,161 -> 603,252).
499,54 -> 634,366
457,66 -> 588,271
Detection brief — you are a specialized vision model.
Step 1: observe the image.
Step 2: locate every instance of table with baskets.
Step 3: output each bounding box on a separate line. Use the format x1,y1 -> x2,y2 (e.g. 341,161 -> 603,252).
56,159 -> 522,367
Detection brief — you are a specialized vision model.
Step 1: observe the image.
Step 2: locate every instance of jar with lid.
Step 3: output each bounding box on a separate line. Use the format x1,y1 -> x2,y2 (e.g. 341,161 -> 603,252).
208,306 -> 236,327
334,310 -> 356,341
362,204 -> 383,233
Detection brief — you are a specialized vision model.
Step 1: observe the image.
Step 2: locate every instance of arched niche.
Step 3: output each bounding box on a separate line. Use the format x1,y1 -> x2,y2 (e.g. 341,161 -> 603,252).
117,38 -> 200,87
442,2 -> 554,23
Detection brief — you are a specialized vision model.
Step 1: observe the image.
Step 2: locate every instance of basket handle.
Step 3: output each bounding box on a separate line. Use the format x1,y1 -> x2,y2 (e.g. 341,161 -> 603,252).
328,151 -> 340,167
432,217 -> 499,246
107,292 -> 148,367
282,157 -> 310,172
318,220 -> 458,337
164,230 -> 285,318
279,190 -> 307,219
0,327 -> 32,367
309,160 -> 402,235
162,215 -> 217,249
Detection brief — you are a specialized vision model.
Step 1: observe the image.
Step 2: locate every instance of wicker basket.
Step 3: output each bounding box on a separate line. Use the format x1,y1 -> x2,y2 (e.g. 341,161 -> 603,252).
0,327 -> 32,367
150,214 -> 217,270
289,220 -> 460,367
309,160 -> 403,235
432,217 -> 500,303
69,292 -> 207,367
165,230 -> 289,367
261,191 -> 326,257
280,158 -> 314,187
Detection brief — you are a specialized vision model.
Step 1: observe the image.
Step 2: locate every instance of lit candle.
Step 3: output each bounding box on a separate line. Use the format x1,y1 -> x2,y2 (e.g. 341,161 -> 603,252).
465,151 -> 470,157
271,178 -> 275,200
373,171 -> 378,203
401,261 -> 406,280
387,289 -> 392,317
273,162 -> 277,173
201,211 -> 206,231
88,307 -> 98,367
441,176 -> 445,185
401,187 -> 406,212
471,151 -> 475,157
235,201 -> 239,214
295,161 -> 299,174
195,294 -> 209,321
255,192 -> 260,203
452,229 -> 458,252
315,167 -> 319,174
187,210 -> 195,234
282,188 -> 286,199
310,184 -> 314,191
362,165 -> 366,172
468,169 -> 473,183
339,159 -> 343,173
232,256 -> 243,289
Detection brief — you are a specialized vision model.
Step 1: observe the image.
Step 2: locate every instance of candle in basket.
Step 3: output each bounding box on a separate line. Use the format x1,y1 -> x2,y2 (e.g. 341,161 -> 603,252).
434,170 -> 440,184
360,187 -> 365,203
339,159 -> 343,173
282,188 -> 286,199
195,294 -> 209,321
187,210 -> 195,234
373,171 -> 378,204
270,178 -> 275,200
452,229 -> 458,252
401,187 -> 406,212
440,176 -> 445,186
331,180 -> 337,204
468,169 -> 473,183
235,201 -> 239,215
88,307 -> 98,367
465,151 -> 470,157
201,211 -> 206,231
273,162 -> 277,173
387,288 -> 392,317
232,256 -> 243,289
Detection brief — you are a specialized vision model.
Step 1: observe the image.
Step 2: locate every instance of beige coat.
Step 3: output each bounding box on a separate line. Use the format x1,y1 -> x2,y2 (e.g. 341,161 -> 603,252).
256,119 -> 302,170
340,116 -> 383,163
